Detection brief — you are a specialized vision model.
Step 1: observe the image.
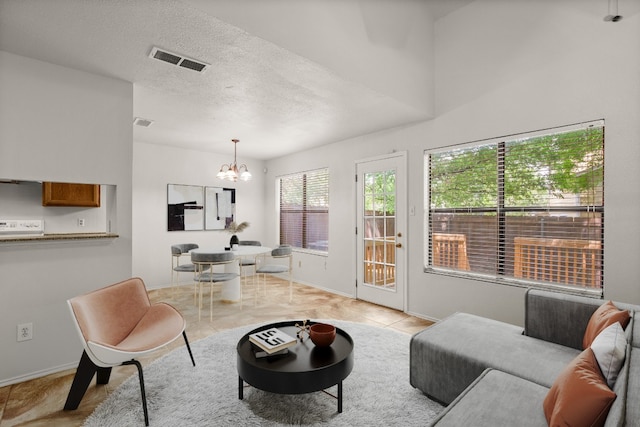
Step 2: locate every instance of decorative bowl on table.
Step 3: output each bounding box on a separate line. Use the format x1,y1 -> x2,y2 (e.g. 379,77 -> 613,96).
309,323 -> 336,347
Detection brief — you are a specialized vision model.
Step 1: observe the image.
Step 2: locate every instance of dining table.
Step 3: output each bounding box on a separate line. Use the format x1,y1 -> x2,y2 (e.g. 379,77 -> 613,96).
190,245 -> 272,302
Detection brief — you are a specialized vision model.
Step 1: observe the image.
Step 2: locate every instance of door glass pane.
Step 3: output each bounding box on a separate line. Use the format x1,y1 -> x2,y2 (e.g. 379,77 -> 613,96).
363,169 -> 396,290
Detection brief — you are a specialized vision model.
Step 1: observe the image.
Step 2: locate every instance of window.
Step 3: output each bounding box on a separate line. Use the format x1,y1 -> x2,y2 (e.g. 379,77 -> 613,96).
279,168 -> 329,253
425,120 -> 604,295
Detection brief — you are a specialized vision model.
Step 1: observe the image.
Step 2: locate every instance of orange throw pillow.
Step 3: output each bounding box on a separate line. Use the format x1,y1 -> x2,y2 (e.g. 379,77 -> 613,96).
583,301 -> 630,350
543,349 -> 616,427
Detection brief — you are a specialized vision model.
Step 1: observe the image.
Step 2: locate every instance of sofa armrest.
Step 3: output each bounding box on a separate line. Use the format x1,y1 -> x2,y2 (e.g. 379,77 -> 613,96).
524,289 -> 602,350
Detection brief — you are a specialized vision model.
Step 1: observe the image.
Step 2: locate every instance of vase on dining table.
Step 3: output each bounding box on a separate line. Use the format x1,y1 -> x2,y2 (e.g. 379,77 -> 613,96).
226,221 -> 249,249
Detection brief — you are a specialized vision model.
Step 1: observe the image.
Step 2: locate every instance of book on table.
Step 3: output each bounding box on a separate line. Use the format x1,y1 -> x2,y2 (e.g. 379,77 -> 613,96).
253,347 -> 289,359
249,328 -> 297,354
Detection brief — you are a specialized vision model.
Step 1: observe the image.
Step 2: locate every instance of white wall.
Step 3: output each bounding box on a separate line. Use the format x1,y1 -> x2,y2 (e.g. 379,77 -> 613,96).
0,51 -> 133,385
132,141 -> 266,288
264,0 -> 640,325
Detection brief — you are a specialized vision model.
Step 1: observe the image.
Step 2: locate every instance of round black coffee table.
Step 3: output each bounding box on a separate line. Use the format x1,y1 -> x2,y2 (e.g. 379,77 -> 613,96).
237,320 -> 354,413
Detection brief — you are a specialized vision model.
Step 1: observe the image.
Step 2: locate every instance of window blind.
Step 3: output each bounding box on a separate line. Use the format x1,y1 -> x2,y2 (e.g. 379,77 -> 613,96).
425,120 -> 604,294
279,168 -> 329,252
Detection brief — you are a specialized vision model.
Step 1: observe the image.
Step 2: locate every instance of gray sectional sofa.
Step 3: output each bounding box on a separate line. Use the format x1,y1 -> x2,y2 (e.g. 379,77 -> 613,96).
410,289 -> 640,426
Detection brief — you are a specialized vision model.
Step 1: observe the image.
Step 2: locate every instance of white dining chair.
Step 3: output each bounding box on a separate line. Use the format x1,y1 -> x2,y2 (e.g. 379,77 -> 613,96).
171,243 -> 208,302
191,251 -> 239,321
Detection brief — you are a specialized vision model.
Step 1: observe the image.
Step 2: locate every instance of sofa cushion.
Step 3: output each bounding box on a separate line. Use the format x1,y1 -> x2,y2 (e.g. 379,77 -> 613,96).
525,289 -> 602,350
616,306 -> 640,348
429,369 -> 548,427
591,322 -> 627,388
583,301 -> 631,349
543,348 -> 616,427
603,340 -> 632,427
622,347 -> 639,426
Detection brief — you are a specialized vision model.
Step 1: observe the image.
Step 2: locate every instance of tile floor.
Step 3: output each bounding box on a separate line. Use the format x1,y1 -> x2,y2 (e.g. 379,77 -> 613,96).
0,277 -> 433,426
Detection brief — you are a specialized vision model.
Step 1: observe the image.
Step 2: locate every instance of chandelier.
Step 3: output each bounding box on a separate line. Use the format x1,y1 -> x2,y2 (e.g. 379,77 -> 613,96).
217,139 -> 252,182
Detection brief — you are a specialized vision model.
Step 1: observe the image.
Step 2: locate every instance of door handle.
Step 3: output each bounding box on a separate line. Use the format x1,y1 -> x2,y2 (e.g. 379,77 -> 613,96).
396,243 -> 402,248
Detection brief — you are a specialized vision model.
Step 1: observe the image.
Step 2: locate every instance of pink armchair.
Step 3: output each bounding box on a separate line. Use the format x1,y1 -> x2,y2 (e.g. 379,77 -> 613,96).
63,277 -> 195,425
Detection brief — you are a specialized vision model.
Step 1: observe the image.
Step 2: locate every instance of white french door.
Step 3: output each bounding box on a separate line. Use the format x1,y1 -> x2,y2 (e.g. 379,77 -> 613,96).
355,153 -> 406,311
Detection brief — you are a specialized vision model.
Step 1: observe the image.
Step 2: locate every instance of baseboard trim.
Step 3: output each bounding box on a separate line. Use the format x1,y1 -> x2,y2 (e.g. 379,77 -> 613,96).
290,278 -> 355,299
0,361 -> 78,388
405,310 -> 440,323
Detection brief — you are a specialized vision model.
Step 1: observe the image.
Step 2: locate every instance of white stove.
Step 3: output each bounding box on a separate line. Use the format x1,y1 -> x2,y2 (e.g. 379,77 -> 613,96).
0,219 -> 44,236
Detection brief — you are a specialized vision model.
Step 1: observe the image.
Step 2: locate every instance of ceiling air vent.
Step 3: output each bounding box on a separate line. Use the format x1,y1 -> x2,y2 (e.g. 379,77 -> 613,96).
133,117 -> 154,127
149,47 -> 209,73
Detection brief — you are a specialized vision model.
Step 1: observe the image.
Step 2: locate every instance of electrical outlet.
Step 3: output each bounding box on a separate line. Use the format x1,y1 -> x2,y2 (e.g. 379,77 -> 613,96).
17,322 -> 33,342
78,218 -> 85,227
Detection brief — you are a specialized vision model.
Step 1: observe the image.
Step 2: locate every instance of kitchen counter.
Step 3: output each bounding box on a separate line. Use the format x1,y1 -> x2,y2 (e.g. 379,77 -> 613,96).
0,233 -> 119,243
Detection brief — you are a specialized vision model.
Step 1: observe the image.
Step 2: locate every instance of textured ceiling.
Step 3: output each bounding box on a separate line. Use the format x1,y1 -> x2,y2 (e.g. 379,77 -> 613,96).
0,0 -> 463,160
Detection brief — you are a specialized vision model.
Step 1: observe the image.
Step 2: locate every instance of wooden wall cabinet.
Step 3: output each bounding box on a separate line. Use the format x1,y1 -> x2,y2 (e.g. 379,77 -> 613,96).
42,182 -> 100,207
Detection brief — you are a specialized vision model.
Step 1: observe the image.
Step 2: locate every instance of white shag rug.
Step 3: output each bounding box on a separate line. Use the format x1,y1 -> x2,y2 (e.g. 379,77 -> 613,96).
83,320 -> 442,426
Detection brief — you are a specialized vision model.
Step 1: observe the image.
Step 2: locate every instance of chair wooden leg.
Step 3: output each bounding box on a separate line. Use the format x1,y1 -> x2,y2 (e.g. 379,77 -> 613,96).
193,280 -> 197,305
123,360 -> 149,426
210,282 -> 213,322
198,281 -> 203,321
64,351 -> 111,410
171,267 -> 175,298
240,268 -> 244,310
252,274 -> 256,305
193,271 -> 198,306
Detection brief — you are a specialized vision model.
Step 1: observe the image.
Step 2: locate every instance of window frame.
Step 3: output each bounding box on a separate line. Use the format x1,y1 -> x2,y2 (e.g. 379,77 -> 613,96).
277,167 -> 329,255
424,120 -> 604,297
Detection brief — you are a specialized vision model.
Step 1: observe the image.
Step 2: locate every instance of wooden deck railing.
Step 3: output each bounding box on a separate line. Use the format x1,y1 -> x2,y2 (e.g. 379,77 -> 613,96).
432,233 -> 470,271
364,239 -> 395,286
513,237 -> 601,288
